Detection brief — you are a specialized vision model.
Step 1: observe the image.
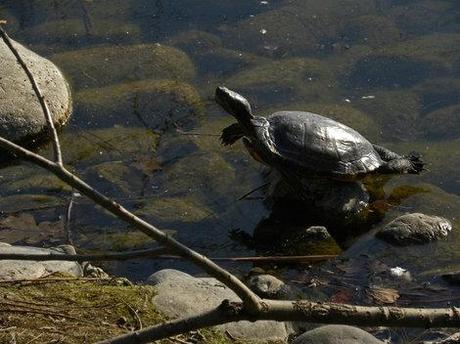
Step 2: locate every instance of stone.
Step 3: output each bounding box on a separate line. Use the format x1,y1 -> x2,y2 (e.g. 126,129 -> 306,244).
0,243 -> 83,280
423,332 -> 460,344
293,325 -> 384,344
51,43 -> 195,89
0,38 -> 72,143
75,79 -> 203,130
248,274 -> 289,299
147,269 -> 289,341
376,213 -> 452,246
420,105 -> 460,140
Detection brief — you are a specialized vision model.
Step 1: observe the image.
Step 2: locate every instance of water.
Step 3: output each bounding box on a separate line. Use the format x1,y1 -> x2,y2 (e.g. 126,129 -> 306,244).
0,0 -> 459,337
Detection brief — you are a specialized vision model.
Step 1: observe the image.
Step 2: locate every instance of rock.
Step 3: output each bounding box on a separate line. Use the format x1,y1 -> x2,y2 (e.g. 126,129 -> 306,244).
222,0 -> 376,57
293,325 -> 384,344
0,38 -> 72,143
0,243 -> 83,280
147,269 -> 289,342
304,226 -> 332,241
441,271 -> 460,286
21,18 -> 141,46
75,79 -> 203,130
248,274 -> 291,299
424,332 -> 460,344
51,43 -> 195,89
342,15 -> 400,48
420,104 -> 460,140
224,58 -> 337,105
376,213 -> 452,246
414,79 -> 460,116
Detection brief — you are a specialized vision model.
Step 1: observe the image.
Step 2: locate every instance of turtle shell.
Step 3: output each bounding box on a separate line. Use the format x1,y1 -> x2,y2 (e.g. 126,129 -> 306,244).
262,111 -> 383,176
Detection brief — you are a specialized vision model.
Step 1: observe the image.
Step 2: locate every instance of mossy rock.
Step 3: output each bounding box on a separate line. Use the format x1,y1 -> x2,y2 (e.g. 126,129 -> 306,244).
135,196 -> 213,224
387,139 -> 460,195
21,18 -> 141,46
414,78 -> 460,115
387,0 -> 458,36
0,194 -> 63,215
419,105 -> 460,140
222,0 -> 376,57
4,0 -> 134,26
341,15 -> 400,47
75,79 -> 203,130
167,30 -> 223,54
344,34 -> 460,89
51,43 -> 195,89
224,58 -> 338,105
354,90 -> 421,141
38,126 -> 159,166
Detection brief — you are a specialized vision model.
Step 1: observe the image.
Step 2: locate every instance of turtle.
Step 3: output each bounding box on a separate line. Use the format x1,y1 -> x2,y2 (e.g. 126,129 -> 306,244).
215,86 -> 424,180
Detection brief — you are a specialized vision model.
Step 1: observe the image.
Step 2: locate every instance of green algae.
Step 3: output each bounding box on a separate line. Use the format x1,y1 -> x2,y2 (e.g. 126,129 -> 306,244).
342,15 -> 400,47
75,79 -> 203,130
224,57 -> 337,104
51,43 -> 196,89
135,196 -> 214,224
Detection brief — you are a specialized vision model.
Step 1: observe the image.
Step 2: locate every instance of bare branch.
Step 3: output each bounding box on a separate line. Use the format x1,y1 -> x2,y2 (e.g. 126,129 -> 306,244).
0,26 -> 63,165
0,247 -> 169,262
98,300 -> 460,344
0,136 -> 262,313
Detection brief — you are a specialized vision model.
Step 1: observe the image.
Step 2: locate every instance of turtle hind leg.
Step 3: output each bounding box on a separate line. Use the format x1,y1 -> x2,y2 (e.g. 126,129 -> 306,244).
378,152 -> 425,175
221,123 -> 244,146
373,144 -> 402,161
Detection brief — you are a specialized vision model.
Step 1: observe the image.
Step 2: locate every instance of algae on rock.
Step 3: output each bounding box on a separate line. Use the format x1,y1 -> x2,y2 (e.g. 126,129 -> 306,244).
51,43 -> 196,89
75,79 -> 203,130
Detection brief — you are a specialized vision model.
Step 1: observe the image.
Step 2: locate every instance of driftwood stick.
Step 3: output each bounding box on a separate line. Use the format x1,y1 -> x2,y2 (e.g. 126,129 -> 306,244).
0,251 -> 335,263
0,26 -> 63,165
0,136 -> 262,313
0,247 -> 170,262
98,299 -> 460,344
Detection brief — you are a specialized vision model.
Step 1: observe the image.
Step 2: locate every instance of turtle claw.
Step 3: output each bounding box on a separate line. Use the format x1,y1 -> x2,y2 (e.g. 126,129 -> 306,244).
407,151 -> 425,174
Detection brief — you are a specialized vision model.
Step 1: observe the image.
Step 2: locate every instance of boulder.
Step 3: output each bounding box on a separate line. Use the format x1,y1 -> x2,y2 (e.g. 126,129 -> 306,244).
0,37 -> 72,143
293,325 -> 384,344
147,269 -> 289,342
376,213 -> 452,246
0,242 -> 82,280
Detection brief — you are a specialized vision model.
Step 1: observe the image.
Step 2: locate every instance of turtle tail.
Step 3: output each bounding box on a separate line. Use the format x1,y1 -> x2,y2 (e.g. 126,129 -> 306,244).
221,123 -> 244,146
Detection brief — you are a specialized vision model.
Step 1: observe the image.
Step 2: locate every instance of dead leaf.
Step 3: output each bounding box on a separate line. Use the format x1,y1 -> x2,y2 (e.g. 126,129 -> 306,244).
367,287 -> 400,304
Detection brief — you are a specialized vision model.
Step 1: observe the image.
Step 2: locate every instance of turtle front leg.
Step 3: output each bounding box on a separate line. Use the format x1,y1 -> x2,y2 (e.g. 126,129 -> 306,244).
372,144 -> 402,161
221,123 -> 244,146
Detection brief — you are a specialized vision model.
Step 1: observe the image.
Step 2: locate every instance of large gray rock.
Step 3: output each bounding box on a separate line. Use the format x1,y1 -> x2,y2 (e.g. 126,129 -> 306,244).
424,332 -> 460,344
293,325 -> 384,344
0,243 -> 83,280
147,269 -> 289,342
0,38 -> 72,143
376,213 -> 452,246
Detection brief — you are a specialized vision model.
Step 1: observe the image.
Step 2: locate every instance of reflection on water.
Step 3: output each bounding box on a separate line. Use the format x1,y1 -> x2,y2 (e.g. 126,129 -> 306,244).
0,1 -> 459,329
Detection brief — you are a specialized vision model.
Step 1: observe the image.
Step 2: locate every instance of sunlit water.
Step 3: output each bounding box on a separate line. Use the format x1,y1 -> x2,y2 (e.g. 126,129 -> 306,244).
0,1 -> 459,338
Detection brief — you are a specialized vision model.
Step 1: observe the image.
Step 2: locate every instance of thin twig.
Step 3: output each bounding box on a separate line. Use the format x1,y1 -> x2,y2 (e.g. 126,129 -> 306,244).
0,26 -> 63,166
64,192 -> 75,245
0,250 -> 335,263
0,136 -> 262,313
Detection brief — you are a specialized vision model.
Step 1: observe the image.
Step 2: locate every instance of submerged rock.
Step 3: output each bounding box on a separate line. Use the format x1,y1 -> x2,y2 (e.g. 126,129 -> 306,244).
420,105 -> 460,140
293,325 -> 383,344
75,79 -> 203,130
0,242 -> 83,280
0,37 -> 72,143
51,43 -> 195,89
342,15 -> 400,48
376,213 -> 452,246
147,269 -> 289,342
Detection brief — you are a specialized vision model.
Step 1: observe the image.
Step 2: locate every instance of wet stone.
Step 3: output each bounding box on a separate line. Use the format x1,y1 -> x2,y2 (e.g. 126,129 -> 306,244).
247,274 -> 290,299
147,269 -> 289,342
376,213 -> 452,246
51,43 -> 195,90
293,325 -> 384,344
0,37 -> 72,143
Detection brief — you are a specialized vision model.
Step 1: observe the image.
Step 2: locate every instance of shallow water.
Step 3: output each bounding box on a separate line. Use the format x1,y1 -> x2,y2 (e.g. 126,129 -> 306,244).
0,0 -> 459,337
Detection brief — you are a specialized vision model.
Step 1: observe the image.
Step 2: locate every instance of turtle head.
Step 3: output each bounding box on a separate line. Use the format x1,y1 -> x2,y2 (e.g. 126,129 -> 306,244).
215,87 -> 254,126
